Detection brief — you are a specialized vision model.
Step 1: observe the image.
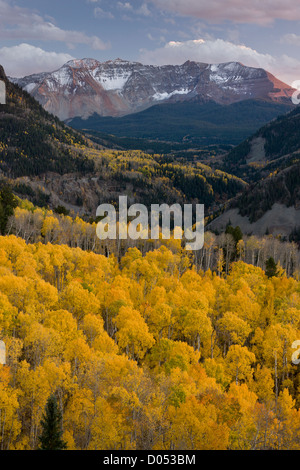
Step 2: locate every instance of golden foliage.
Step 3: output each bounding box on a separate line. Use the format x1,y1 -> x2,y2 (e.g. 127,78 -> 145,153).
0,235 -> 299,449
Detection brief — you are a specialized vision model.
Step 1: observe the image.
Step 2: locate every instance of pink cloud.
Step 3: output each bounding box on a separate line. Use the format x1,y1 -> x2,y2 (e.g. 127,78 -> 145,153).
0,0 -> 110,50
149,0 -> 300,24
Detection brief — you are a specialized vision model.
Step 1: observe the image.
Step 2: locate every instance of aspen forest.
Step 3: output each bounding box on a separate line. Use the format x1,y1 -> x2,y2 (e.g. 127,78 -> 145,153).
0,227 -> 300,450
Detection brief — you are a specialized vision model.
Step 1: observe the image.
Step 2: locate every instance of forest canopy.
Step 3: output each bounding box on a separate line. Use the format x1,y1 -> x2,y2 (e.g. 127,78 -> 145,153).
0,235 -> 300,450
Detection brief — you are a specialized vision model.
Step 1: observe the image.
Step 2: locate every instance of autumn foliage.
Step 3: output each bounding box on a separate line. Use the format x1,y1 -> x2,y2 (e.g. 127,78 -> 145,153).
0,235 -> 300,450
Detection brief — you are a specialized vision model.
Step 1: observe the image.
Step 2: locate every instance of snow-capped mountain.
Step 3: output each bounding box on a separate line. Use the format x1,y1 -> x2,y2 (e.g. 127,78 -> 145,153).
10,58 -> 295,121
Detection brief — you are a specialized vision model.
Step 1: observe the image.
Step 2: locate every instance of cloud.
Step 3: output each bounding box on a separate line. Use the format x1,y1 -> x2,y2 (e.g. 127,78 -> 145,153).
0,0 -> 110,50
117,2 -> 133,10
0,43 -> 75,77
137,3 -> 152,16
139,38 -> 300,85
94,7 -> 115,19
280,33 -> 300,46
149,0 -> 300,25
117,1 -> 151,17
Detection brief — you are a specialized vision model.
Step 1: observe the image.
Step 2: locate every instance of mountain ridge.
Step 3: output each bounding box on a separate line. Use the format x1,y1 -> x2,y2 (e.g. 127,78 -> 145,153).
10,58 -> 295,121
69,98 -> 293,148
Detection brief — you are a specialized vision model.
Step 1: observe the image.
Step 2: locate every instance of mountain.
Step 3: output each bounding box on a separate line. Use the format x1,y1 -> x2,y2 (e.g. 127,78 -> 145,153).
209,106 -> 300,237
10,58 -> 295,121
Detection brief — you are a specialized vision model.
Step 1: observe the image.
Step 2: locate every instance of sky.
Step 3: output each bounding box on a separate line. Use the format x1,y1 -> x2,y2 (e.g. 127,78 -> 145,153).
0,0 -> 300,85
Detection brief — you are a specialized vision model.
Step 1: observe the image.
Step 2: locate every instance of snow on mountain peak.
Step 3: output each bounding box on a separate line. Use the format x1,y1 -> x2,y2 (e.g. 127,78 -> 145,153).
66,58 -> 100,69
94,70 -> 132,91
11,58 -> 294,121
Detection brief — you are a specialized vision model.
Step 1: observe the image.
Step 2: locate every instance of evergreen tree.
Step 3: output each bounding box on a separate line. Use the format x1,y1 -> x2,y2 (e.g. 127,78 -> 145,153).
38,394 -> 67,450
226,225 -> 243,244
265,257 -> 278,278
0,185 -> 18,234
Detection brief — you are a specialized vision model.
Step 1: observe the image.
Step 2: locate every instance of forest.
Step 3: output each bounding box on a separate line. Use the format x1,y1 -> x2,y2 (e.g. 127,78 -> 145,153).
3,194 -> 299,276
0,222 -> 300,449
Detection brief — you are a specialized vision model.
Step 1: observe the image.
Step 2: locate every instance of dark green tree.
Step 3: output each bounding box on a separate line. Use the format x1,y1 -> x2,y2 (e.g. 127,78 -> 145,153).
225,225 -> 243,244
38,394 -> 67,450
265,257 -> 278,278
54,205 -> 70,216
0,185 -> 18,234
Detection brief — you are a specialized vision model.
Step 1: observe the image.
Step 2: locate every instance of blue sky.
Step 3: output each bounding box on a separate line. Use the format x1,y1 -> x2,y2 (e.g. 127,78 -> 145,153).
0,0 -> 300,84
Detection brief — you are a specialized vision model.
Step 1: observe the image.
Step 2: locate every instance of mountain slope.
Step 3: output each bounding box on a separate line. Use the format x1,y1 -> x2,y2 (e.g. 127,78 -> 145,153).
11,58 -> 295,121
0,65 -> 94,178
69,98 -> 293,147
210,106 -> 300,236
223,105 -> 300,181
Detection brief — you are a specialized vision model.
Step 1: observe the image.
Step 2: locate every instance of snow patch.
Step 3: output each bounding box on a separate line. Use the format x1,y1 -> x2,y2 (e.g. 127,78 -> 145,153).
51,68 -> 72,88
210,63 -> 244,84
152,88 -> 190,101
210,74 -> 228,84
24,83 -> 37,93
98,74 -> 131,90
223,62 -> 240,72
91,70 -> 131,90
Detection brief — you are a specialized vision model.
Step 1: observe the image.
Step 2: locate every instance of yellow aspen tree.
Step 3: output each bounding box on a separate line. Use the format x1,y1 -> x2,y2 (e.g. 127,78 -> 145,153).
114,306 -> 155,361
225,345 -> 256,385
0,366 -> 21,449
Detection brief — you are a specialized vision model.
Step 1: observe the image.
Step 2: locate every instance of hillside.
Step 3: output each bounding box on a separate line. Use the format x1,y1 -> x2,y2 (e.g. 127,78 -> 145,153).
222,105 -> 300,181
210,106 -> 300,237
0,66 -> 94,178
69,98 -> 293,148
10,148 -> 247,219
